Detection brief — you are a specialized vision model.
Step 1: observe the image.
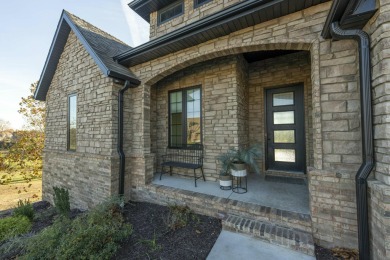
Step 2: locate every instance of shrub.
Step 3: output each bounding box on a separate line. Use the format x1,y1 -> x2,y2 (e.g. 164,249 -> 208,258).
164,204 -> 193,231
53,186 -> 70,217
0,216 -> 32,243
23,198 -> 132,259
13,199 -> 34,221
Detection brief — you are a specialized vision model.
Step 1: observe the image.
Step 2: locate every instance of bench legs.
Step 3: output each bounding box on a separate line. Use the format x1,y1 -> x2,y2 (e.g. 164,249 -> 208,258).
194,167 -> 206,187
160,166 -> 173,180
161,165 -> 205,188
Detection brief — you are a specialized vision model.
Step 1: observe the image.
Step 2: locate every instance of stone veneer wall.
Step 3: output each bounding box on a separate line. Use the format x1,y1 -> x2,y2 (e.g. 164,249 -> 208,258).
149,0 -> 244,39
368,180 -> 390,259
247,51 -> 312,172
150,55 -> 246,181
364,0 -> 390,258
127,2 -> 365,249
43,31 -> 121,209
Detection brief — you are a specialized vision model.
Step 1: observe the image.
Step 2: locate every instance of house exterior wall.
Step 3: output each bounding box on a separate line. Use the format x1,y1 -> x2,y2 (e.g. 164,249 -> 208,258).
149,0 -> 244,39
127,1 -> 365,249
365,0 -> 390,258
41,0 -> 390,256
43,31 -> 121,209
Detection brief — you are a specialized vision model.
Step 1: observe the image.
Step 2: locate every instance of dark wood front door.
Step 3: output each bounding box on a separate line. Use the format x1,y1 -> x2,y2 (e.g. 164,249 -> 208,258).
265,84 -> 305,173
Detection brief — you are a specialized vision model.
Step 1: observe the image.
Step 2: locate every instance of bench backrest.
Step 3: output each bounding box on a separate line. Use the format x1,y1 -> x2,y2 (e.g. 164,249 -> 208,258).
165,144 -> 203,165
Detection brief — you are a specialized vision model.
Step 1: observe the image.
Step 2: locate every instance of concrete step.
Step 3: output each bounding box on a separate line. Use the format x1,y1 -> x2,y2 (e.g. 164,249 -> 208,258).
215,198 -> 313,233
222,214 -> 315,256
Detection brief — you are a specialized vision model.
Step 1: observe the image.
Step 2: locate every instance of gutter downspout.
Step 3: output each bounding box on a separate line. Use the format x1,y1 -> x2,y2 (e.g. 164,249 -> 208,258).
330,22 -> 374,260
117,80 -> 131,196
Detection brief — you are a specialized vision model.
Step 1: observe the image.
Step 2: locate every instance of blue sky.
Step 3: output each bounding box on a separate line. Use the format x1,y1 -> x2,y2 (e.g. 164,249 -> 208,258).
0,0 -> 149,129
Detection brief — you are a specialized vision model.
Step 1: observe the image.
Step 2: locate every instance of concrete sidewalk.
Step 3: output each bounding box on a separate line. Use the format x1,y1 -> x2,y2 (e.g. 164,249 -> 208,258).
207,230 -> 315,260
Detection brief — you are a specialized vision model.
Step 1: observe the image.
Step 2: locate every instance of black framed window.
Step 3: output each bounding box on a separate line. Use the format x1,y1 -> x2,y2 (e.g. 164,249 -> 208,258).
158,1 -> 184,24
68,94 -> 77,151
169,87 -> 201,148
194,0 -> 212,8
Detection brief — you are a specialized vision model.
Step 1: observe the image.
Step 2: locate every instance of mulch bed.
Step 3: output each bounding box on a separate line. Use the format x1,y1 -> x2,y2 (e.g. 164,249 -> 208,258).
0,201 -> 358,259
114,201 -> 222,259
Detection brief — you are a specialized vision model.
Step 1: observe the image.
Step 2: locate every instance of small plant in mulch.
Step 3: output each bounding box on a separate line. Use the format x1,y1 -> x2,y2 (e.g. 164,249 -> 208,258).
13,199 -> 34,221
332,247 -> 359,260
137,232 -> 162,252
163,204 -> 194,231
53,186 -> 70,217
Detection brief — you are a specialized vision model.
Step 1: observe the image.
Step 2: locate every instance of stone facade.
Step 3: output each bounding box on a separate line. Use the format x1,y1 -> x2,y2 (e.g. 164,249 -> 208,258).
43,31 -> 122,209
149,0 -> 244,39
127,1 -> 363,249
41,0 -> 390,258
365,1 -> 390,258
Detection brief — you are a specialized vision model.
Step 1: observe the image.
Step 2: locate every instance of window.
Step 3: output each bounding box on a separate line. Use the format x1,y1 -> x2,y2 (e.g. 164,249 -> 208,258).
169,87 -> 201,148
68,94 -> 77,151
158,1 -> 184,24
194,0 -> 212,8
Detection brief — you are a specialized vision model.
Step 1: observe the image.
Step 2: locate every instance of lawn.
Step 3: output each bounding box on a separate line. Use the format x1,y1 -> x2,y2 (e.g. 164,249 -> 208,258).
0,151 -> 42,211
0,178 -> 42,211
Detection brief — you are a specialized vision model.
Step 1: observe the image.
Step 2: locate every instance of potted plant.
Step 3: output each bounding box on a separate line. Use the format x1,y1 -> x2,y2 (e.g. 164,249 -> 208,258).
231,144 -> 261,177
216,149 -> 234,190
217,144 -> 261,189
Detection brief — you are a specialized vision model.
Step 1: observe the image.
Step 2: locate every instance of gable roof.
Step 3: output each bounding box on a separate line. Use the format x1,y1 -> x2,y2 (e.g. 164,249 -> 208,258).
35,10 -> 140,101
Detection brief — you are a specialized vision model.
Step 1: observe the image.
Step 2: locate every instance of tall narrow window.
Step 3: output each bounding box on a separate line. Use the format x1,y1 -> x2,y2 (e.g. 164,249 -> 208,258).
169,87 -> 201,148
68,94 -> 77,151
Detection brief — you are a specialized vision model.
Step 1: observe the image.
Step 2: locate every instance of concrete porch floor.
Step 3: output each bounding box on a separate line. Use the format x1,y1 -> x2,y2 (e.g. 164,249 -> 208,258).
153,173 -> 310,214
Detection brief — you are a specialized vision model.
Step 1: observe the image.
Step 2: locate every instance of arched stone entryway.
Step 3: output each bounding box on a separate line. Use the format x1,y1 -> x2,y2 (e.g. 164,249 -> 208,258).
139,40 -> 322,180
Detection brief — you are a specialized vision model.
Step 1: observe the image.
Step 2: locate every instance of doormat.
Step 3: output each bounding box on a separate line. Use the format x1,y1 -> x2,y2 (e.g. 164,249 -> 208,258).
265,175 -> 306,185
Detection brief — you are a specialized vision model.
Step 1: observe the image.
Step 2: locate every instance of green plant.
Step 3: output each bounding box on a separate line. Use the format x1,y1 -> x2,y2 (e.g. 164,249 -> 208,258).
13,199 -> 34,221
138,232 -> 161,252
23,198 -> 132,260
53,186 -> 70,217
164,204 -> 192,231
217,144 -> 262,175
0,216 -> 32,243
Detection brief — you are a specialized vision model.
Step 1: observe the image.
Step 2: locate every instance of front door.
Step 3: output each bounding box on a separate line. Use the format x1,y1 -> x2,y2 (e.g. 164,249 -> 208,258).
265,84 -> 305,173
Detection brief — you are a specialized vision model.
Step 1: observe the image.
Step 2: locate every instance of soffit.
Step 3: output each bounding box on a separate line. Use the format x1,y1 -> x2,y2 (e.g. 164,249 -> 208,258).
117,0 -> 330,67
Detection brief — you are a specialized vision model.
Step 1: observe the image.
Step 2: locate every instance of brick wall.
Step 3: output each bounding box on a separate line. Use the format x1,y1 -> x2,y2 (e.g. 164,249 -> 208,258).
308,169 -> 358,248
149,0 -> 244,39
43,31 -> 120,209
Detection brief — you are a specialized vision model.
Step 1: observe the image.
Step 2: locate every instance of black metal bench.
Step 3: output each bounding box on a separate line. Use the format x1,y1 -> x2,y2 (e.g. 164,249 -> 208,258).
160,144 -> 205,187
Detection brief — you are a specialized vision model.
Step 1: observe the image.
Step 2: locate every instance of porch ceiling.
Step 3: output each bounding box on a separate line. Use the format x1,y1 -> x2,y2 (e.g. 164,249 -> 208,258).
243,50 -> 302,63
115,0 -> 330,67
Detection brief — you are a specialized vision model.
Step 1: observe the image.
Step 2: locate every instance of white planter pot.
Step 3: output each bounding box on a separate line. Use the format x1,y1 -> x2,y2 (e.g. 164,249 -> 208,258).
231,168 -> 247,177
219,179 -> 232,187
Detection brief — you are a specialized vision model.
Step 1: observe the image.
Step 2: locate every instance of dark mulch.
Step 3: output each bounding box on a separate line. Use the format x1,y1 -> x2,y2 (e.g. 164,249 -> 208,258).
315,244 -> 339,260
114,201 -> 222,260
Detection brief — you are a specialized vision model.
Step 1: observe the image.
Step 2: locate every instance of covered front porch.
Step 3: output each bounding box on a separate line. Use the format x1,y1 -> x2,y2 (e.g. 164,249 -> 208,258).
153,172 -> 310,215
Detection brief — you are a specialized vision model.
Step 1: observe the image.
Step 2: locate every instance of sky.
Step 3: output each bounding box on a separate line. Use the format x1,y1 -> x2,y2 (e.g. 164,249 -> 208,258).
0,0 -> 149,130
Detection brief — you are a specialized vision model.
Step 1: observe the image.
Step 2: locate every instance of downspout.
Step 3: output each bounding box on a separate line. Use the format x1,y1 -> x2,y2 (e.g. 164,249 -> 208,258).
117,80 -> 131,196
330,22 -> 374,260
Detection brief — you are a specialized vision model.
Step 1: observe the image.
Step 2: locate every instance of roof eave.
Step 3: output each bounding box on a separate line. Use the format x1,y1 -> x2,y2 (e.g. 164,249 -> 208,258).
34,10 -> 70,101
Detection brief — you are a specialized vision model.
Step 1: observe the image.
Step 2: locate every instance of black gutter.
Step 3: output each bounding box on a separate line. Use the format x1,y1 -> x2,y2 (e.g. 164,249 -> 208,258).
323,1 -> 377,258
117,80 -> 139,196
330,22 -> 374,260
115,0 -> 290,66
